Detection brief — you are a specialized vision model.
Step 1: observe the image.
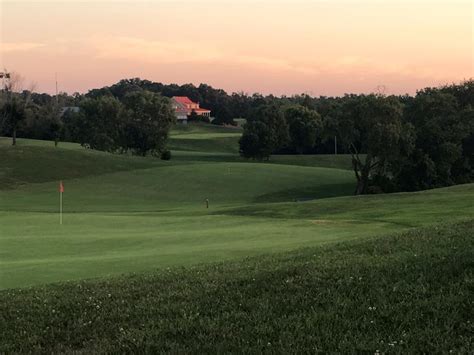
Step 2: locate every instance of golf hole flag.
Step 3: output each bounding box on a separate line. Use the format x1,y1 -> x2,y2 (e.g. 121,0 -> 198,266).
59,181 -> 64,224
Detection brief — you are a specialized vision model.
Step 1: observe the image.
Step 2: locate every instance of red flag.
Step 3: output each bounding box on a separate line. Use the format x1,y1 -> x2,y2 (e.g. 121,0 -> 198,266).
59,181 -> 64,193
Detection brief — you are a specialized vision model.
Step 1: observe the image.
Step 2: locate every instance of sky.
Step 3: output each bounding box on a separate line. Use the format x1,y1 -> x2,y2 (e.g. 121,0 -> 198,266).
1,0 -> 472,96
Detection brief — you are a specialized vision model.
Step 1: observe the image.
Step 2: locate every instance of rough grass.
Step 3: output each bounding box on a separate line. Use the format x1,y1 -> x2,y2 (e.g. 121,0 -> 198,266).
1,221 -> 472,353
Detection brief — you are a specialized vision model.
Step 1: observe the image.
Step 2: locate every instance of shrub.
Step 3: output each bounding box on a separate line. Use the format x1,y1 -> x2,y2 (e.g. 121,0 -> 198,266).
160,150 -> 171,160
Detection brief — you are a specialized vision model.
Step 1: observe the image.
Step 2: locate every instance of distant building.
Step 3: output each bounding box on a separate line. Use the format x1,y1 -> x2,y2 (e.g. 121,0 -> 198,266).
234,118 -> 247,127
60,106 -> 80,117
171,96 -> 211,124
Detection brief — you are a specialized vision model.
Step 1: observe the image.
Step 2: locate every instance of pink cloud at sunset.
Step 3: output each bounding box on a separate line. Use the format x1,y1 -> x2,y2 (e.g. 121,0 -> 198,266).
1,0 -> 472,95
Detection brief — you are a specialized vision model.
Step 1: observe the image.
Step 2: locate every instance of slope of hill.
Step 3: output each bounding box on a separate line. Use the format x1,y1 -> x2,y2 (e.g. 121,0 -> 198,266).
0,132 -> 358,289
1,221 -> 472,353
1,123 -> 473,352
168,123 -> 355,169
168,123 -> 242,154
1,132 -> 473,289
0,138 -> 158,189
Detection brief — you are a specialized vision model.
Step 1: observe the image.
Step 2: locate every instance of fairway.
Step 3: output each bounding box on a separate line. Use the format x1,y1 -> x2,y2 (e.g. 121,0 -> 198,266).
1,127 -> 473,290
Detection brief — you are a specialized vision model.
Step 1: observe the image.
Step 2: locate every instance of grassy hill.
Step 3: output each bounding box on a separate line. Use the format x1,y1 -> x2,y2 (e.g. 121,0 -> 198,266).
1,129 -> 473,289
0,138 -> 158,189
166,123 -> 355,169
0,132 -> 358,289
1,221 -> 472,353
168,123 -> 242,154
1,124 -> 473,352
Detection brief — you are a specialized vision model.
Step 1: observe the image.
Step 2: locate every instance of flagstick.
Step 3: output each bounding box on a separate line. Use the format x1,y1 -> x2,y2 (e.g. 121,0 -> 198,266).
60,189 -> 63,225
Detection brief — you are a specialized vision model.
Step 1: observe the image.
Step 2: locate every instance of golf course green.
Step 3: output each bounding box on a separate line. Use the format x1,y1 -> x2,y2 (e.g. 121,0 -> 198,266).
1,124 -> 472,290
1,123 -> 473,353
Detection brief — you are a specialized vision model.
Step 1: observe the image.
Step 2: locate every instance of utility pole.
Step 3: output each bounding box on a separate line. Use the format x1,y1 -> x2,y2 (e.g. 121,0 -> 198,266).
334,135 -> 337,155
54,73 -> 60,147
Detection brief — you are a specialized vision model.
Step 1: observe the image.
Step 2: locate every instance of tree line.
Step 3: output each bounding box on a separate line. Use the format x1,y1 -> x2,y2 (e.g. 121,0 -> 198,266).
0,82 -> 175,158
1,76 -> 472,194
0,77 -> 258,150
240,81 -> 474,194
66,91 -> 176,157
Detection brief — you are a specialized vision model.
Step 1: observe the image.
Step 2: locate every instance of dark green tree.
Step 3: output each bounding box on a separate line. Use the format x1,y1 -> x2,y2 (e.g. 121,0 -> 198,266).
397,90 -> 473,189
212,103 -> 234,125
283,105 -> 322,153
338,94 -> 414,194
239,103 -> 289,160
73,96 -> 124,151
239,121 -> 274,160
0,96 -> 27,146
50,117 -> 63,147
121,90 -> 175,156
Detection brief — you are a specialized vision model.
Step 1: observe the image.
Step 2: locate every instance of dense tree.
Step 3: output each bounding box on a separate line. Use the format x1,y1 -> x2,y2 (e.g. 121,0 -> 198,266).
212,103 -> 234,125
396,90 -> 473,190
0,97 -> 27,145
65,91 -> 174,156
240,104 -> 289,160
239,121 -> 274,160
19,103 -> 57,142
120,90 -> 175,156
2,74 -> 472,194
316,98 -> 345,154
50,116 -> 63,147
229,92 -> 252,119
438,80 -> 474,108
338,94 -> 414,194
0,72 -> 36,145
283,105 -> 322,154
69,96 -> 124,151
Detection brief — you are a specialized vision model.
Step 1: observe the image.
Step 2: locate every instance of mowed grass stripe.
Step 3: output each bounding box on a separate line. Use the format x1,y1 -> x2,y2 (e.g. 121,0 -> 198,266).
0,221 -> 472,353
1,183 -> 472,289
0,163 -> 355,212
1,210 -> 388,289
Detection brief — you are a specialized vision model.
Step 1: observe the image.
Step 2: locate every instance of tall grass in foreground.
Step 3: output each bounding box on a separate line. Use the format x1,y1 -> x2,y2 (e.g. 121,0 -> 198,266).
1,220 -> 472,353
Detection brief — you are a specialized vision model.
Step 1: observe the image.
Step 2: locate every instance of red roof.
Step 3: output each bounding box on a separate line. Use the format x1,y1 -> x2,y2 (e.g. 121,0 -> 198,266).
173,96 -> 195,105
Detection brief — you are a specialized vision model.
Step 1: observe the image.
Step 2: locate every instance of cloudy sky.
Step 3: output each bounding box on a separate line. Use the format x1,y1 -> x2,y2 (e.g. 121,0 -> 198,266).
1,0 -> 472,95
